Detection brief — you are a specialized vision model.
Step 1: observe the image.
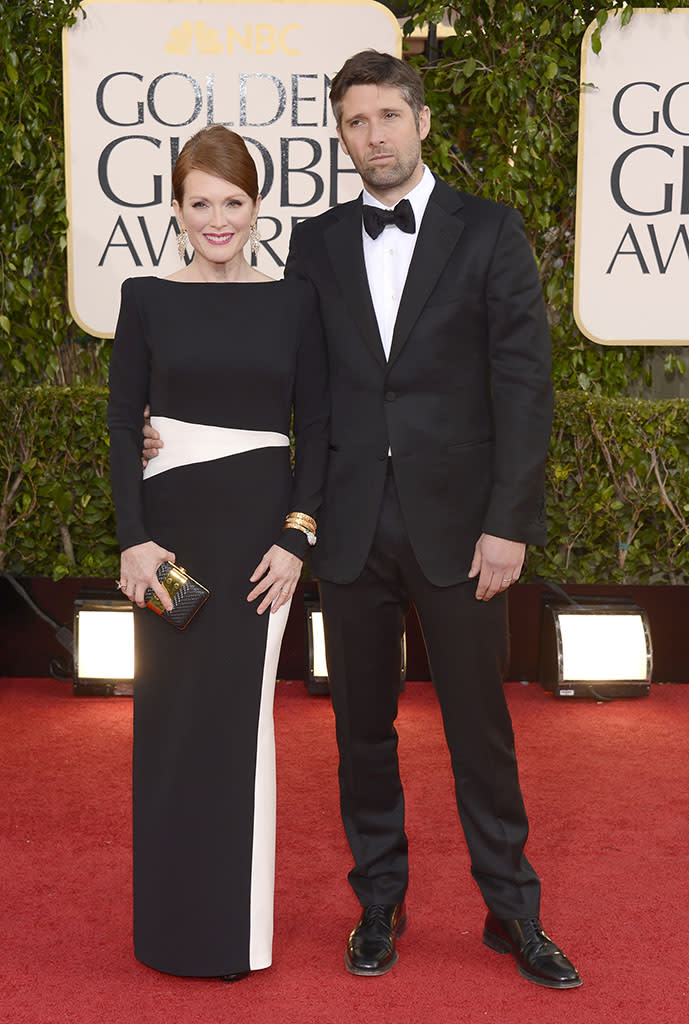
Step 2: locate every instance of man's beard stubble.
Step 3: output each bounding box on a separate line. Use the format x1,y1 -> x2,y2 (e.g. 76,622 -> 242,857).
357,138 -> 423,195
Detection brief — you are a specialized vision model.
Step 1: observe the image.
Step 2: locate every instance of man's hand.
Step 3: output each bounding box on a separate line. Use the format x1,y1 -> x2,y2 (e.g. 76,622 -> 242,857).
247,545 -> 303,615
119,540 -> 176,610
141,404 -> 163,468
468,533 -> 525,602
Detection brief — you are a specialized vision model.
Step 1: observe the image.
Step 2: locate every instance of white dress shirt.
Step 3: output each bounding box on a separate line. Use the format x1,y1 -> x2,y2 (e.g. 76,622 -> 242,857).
362,164 -> 435,360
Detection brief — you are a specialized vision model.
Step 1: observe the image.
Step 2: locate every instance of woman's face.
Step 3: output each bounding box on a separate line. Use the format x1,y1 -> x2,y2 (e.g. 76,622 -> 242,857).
173,168 -> 260,267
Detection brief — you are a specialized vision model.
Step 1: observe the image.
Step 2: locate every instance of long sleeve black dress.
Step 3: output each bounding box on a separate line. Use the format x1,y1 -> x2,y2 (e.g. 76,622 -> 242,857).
107,276 -> 328,977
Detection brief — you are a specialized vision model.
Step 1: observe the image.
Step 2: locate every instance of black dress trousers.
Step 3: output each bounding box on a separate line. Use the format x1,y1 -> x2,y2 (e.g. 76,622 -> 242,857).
319,462 -> 541,919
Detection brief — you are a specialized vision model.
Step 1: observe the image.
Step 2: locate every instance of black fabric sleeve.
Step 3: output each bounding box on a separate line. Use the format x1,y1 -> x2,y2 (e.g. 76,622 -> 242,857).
274,279 -> 330,561
107,279 -> 152,552
482,207 -> 553,545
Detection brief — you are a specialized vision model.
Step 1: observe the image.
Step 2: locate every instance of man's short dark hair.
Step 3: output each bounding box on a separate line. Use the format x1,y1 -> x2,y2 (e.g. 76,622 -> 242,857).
329,50 -> 426,128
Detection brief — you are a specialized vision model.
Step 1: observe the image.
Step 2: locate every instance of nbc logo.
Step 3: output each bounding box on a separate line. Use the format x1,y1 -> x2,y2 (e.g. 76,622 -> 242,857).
165,20 -> 300,56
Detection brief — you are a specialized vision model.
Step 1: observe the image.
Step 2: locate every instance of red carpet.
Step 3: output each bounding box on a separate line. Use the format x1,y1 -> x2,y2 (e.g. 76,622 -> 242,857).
2,677 -> 688,1024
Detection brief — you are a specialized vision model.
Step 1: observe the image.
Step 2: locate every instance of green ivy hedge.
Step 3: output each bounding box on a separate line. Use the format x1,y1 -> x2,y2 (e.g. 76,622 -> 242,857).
0,386 -> 119,579
528,392 -> 689,585
2,386 -> 688,585
0,2 -> 116,389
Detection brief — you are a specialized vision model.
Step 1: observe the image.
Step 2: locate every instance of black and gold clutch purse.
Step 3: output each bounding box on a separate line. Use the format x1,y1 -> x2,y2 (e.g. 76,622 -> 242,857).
144,561 -> 210,630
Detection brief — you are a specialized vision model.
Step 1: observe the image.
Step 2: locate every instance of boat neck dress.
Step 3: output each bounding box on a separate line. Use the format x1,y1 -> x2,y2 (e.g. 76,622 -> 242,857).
107,275 -> 329,977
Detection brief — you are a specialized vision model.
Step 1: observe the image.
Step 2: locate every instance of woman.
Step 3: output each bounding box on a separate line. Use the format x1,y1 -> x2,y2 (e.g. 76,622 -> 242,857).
107,126 -> 328,980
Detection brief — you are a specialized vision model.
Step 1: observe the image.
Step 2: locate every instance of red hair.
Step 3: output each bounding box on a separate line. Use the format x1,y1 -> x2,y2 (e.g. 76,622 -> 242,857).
172,126 -> 259,203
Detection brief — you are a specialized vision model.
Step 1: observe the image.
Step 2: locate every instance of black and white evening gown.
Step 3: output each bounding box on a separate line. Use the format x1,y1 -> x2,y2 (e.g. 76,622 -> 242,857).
107,276 -> 328,977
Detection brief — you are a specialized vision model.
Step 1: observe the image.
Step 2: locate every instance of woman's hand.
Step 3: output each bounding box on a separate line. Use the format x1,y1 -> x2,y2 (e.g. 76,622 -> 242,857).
119,541 -> 176,609
141,404 -> 163,469
247,545 -> 303,615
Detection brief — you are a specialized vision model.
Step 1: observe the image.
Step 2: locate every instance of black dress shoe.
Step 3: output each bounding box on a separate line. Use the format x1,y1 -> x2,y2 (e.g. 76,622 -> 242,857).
220,971 -> 250,983
483,913 -> 582,989
345,903 -> 407,976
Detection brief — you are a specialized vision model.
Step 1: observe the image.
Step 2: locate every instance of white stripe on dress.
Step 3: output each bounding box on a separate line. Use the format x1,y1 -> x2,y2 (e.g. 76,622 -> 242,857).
142,416 -> 289,480
249,598 -> 290,969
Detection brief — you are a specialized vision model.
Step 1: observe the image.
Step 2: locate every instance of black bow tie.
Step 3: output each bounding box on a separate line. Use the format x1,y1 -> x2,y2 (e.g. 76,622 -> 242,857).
362,199 -> 416,240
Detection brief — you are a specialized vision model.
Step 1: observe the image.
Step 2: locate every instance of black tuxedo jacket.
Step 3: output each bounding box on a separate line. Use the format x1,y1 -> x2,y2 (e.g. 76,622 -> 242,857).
286,177 -> 553,586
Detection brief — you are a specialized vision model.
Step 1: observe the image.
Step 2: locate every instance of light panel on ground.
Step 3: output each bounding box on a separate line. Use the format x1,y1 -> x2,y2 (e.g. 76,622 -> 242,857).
558,612 -> 649,681
308,609 -> 329,680
75,606 -> 134,680
539,600 -> 652,698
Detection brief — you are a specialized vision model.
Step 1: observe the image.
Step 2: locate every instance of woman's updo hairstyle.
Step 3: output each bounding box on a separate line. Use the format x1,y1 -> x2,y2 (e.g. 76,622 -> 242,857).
172,125 -> 259,204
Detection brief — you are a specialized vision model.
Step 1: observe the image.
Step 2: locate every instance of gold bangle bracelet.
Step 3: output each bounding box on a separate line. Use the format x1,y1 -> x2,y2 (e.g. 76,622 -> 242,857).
285,511 -> 316,524
283,522 -> 316,536
284,513 -> 316,531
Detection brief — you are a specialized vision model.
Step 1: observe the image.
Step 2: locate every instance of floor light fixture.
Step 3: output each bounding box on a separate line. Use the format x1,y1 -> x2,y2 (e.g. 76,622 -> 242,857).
539,597 -> 652,699
73,590 -> 134,696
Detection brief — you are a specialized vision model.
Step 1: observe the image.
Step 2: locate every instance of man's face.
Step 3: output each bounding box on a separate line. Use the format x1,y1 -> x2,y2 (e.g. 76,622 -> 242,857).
336,83 -> 430,202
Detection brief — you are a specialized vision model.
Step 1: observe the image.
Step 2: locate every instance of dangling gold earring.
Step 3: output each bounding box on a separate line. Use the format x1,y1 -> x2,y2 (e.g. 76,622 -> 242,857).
249,224 -> 260,257
177,229 -> 189,260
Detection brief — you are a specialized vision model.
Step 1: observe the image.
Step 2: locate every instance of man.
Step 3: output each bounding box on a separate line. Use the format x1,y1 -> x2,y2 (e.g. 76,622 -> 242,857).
145,51 -> 580,988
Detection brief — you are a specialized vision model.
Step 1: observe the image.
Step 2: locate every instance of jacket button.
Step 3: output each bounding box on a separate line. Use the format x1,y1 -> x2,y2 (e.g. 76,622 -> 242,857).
384,391 -> 397,401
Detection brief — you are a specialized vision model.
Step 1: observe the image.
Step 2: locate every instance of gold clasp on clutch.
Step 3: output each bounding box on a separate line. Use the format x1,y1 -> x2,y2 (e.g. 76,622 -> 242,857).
147,563 -> 186,613
162,564 -> 188,599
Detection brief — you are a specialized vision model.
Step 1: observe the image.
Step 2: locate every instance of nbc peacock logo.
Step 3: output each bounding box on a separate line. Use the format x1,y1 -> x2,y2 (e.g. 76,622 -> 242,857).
164,19 -> 300,56
165,21 -> 222,55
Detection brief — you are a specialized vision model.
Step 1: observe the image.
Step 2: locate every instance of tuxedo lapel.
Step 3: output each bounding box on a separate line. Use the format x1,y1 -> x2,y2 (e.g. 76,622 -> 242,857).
324,199 -> 386,368
388,181 -> 465,367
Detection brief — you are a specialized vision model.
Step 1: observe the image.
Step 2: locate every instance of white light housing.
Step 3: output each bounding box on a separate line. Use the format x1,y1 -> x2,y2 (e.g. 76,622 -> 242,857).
76,608 -> 134,679
558,612 -> 649,681
540,602 -> 652,698
73,595 -> 134,695
308,608 -> 329,680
